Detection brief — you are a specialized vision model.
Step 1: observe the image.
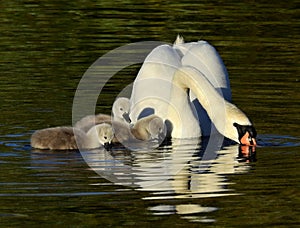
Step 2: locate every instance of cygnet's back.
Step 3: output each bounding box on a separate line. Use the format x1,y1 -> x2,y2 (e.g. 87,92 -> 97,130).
74,114 -> 112,133
110,120 -> 133,143
109,115 -> 166,144
131,115 -> 166,141
30,123 -> 114,150
30,127 -> 86,150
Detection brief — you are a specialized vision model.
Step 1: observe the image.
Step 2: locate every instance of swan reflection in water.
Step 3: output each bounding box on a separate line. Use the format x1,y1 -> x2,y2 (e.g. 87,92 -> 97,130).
81,135 -> 256,220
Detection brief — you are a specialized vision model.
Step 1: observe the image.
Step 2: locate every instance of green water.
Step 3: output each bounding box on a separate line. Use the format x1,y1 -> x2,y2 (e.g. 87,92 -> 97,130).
0,1 -> 299,227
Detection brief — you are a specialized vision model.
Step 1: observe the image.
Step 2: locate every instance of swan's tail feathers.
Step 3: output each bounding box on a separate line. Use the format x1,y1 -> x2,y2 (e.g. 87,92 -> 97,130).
174,34 -> 184,45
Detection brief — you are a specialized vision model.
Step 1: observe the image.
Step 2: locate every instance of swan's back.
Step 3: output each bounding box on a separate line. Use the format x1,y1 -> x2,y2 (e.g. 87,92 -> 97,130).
174,37 -> 231,101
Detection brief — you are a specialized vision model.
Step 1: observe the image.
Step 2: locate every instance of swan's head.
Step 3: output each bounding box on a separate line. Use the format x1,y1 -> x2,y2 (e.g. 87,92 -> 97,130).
95,123 -> 114,149
233,123 -> 257,146
148,116 -> 167,142
112,97 -> 131,123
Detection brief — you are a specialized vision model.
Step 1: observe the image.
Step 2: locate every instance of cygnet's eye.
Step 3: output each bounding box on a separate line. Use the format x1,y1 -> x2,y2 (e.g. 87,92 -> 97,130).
104,136 -> 107,140
120,108 -> 123,111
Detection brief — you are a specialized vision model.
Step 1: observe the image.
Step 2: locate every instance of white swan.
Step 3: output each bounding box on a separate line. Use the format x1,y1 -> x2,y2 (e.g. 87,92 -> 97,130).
129,36 -> 231,137
74,97 -> 131,132
30,123 -> 114,150
129,36 -> 256,145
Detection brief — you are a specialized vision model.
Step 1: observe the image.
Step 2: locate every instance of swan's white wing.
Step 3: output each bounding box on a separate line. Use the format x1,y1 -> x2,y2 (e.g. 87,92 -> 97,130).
173,41 -> 198,58
130,44 -> 181,122
179,41 -> 231,101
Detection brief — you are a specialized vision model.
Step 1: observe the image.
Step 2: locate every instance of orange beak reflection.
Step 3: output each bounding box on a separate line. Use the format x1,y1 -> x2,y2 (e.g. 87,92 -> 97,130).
239,145 -> 256,162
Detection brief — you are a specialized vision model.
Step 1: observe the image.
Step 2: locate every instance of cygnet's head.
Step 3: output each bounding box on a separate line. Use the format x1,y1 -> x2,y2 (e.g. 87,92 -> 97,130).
95,123 -> 114,149
148,116 -> 166,142
112,97 -> 131,123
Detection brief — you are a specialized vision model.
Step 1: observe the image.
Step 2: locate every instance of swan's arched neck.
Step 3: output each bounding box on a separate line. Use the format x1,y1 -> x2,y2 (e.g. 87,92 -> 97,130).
169,66 -> 253,143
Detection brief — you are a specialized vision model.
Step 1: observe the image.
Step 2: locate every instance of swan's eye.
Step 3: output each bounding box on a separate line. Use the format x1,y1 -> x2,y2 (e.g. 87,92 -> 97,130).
104,136 -> 107,140
120,108 -> 123,111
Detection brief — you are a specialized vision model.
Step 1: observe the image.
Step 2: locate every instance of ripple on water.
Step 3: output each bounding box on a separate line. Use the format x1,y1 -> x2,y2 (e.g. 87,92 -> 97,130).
0,213 -> 28,218
148,204 -> 217,223
258,134 -> 300,147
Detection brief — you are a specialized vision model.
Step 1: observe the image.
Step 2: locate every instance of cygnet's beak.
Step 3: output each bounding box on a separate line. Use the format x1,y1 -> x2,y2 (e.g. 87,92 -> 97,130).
103,142 -> 112,151
122,112 -> 131,123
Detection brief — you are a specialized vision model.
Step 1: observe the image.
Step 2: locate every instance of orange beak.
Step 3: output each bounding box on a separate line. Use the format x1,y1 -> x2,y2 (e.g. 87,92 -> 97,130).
240,132 -> 257,146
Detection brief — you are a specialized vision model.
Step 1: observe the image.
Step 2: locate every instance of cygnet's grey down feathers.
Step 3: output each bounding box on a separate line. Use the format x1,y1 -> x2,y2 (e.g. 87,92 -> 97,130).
75,114 -> 165,144
31,127 -> 86,150
74,97 -> 131,132
74,114 -> 112,133
30,123 -> 114,150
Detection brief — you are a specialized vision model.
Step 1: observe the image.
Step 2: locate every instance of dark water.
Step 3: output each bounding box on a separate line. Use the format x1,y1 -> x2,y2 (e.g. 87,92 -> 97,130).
0,1 -> 299,227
